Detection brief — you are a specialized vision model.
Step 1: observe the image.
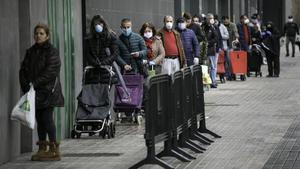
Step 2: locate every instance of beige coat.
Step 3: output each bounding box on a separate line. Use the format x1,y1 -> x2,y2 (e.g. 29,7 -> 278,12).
150,36 -> 165,65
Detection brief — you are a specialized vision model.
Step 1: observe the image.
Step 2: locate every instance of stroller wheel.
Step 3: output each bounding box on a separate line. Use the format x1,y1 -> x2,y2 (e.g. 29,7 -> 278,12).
107,126 -> 112,139
111,124 -> 116,138
76,133 -> 81,139
101,126 -> 107,139
71,130 -> 76,139
89,132 -> 96,136
240,75 -> 246,81
247,72 -> 251,77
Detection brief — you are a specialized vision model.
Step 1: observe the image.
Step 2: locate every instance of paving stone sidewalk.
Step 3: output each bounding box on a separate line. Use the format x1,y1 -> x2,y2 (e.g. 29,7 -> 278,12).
1,49 -> 300,169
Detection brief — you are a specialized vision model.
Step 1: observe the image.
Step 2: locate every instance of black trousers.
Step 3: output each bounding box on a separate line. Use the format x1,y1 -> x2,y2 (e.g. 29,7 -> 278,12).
266,52 -> 280,76
36,107 -> 56,142
286,36 -> 295,56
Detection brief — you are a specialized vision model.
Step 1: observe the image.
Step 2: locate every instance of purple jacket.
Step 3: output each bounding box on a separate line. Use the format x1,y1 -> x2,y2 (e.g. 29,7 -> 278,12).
176,28 -> 200,66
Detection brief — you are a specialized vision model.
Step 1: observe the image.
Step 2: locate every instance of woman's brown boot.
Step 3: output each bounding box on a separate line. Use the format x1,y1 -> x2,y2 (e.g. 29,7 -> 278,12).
39,141 -> 61,161
31,141 -> 48,161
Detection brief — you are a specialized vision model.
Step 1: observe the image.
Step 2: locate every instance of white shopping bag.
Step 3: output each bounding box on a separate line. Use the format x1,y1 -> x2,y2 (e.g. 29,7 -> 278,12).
280,37 -> 285,47
201,65 -> 212,85
296,35 -> 300,43
11,84 -> 36,129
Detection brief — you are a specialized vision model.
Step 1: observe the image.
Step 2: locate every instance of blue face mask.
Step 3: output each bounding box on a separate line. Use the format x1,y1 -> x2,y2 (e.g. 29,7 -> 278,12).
122,27 -> 132,36
95,24 -> 103,33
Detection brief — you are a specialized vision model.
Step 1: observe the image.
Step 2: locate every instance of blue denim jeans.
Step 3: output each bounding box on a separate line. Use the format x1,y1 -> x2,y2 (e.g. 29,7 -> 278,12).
209,55 -> 218,85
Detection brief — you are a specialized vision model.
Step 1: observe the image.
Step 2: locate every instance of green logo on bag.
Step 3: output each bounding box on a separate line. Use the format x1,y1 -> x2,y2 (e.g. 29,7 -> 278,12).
20,100 -> 30,112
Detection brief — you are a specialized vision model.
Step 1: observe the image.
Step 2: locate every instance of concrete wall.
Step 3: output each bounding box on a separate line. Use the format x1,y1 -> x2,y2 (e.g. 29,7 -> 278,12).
0,0 -> 21,164
262,0 -> 284,32
0,0 -> 49,164
84,0 -> 174,35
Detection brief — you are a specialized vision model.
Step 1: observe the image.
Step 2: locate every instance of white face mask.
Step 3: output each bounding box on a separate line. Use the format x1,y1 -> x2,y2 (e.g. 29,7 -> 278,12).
165,22 -> 173,30
178,23 -> 186,30
144,32 -> 153,39
95,24 -> 103,33
288,19 -> 294,22
209,19 -> 215,25
244,19 -> 250,24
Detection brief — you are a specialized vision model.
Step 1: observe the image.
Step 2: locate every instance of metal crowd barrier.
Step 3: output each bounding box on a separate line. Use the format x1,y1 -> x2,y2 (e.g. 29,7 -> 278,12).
130,65 -> 221,169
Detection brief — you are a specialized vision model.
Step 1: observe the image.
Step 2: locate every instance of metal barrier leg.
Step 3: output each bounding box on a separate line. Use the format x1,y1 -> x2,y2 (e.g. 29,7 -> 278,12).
190,134 -> 211,145
186,139 -> 206,151
130,145 -> 175,169
157,139 -> 192,162
179,140 -> 203,153
198,128 -> 222,138
195,132 -> 214,143
172,146 -> 196,159
129,156 -> 175,169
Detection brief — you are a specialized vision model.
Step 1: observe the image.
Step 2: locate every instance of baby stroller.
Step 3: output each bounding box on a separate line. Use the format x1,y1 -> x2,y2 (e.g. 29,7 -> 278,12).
71,66 -> 116,139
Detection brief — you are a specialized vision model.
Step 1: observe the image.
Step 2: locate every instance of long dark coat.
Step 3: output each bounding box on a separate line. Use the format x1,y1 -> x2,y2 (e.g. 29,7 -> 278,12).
19,41 -> 64,109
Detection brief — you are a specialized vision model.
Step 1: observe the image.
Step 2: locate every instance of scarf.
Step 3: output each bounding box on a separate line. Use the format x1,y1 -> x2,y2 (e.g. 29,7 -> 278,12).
145,38 -> 154,60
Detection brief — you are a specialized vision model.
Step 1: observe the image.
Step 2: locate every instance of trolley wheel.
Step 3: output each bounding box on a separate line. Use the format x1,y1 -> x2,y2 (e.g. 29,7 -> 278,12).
89,132 -> 96,136
231,74 -> 236,81
76,133 -> 81,139
107,125 -> 112,139
240,75 -> 246,81
247,72 -> 251,77
71,130 -> 76,139
101,127 -> 106,139
111,124 -> 116,138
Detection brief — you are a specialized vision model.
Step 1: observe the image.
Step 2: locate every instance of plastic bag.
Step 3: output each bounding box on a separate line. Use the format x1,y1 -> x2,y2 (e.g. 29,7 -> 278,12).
201,65 -> 212,85
11,84 -> 36,129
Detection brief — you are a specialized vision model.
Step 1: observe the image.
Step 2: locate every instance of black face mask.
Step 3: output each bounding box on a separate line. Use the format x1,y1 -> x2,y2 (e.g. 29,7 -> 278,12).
267,26 -> 273,32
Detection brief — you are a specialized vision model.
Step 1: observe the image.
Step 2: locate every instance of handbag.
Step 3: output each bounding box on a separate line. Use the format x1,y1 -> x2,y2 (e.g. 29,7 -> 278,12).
11,84 -> 36,129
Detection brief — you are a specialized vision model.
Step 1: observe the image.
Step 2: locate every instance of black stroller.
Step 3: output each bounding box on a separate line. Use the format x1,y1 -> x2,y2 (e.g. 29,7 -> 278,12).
71,65 -> 116,139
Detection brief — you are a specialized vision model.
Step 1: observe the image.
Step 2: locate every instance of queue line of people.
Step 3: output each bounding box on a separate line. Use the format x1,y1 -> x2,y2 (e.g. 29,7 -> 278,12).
19,12 -> 288,161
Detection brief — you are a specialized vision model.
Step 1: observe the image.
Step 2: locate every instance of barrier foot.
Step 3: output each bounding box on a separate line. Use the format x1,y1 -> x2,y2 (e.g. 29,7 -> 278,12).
195,132 -> 214,143
199,128 -> 221,138
180,141 -> 203,153
129,156 -> 175,169
190,134 -> 211,145
157,149 -> 191,162
186,139 -> 206,151
172,147 -> 196,159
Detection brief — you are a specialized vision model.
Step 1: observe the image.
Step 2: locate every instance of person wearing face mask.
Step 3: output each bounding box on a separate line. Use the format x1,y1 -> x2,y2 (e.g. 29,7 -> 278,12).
139,22 -> 165,74
116,18 -> 147,76
283,15 -> 299,57
183,12 -> 206,47
85,15 -> 119,131
175,17 -> 200,66
19,23 -> 64,161
85,15 -> 119,83
158,15 -> 186,75
222,16 -> 239,50
203,13 -> 219,88
261,22 -> 281,77
236,15 -> 252,51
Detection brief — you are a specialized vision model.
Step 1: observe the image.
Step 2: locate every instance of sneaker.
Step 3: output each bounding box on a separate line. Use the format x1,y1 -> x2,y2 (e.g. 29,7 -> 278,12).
274,74 -> 279,78
292,55 -> 295,57
211,84 -> 217,88
286,54 -> 289,57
